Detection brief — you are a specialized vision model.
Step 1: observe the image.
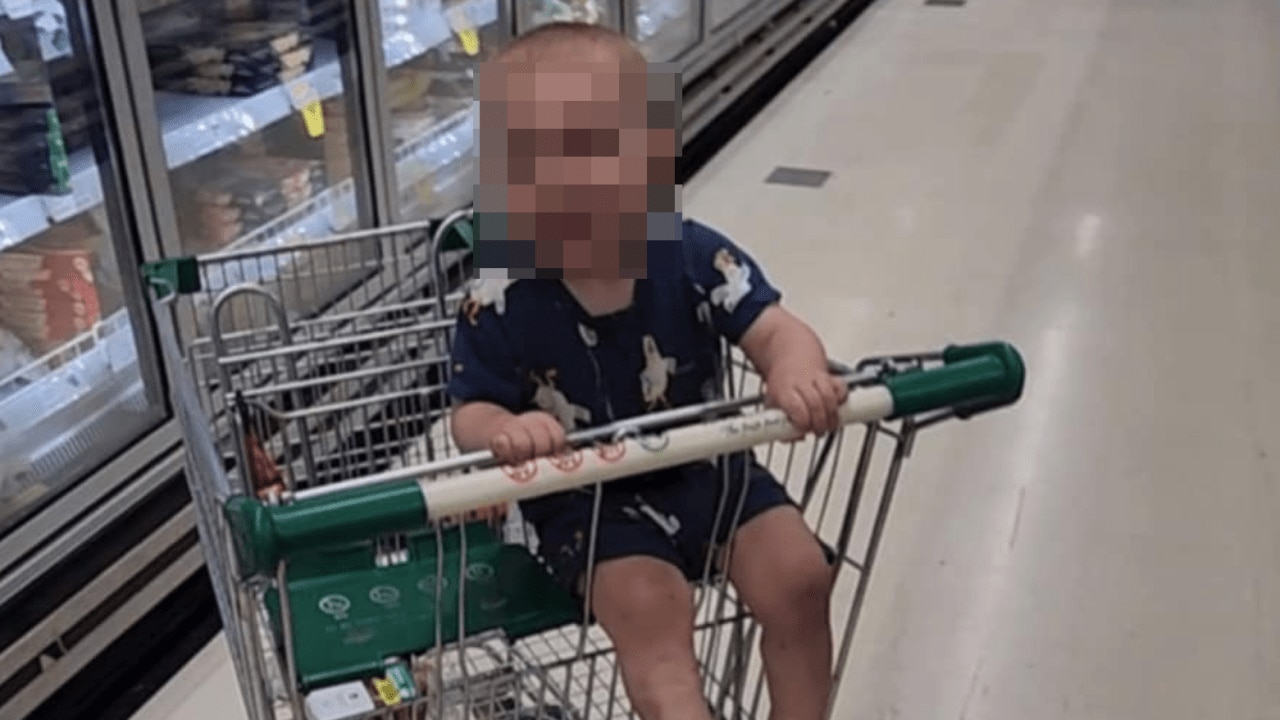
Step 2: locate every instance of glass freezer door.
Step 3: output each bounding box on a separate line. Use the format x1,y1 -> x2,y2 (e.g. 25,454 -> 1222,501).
511,0 -> 695,64
131,0 -> 374,258
515,0 -> 622,31
379,0 -> 500,223
630,0 -> 699,61
0,0 -> 164,534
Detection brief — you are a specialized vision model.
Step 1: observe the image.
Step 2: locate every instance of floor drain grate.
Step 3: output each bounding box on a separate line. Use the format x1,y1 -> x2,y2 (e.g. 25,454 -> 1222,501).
765,166 -> 832,188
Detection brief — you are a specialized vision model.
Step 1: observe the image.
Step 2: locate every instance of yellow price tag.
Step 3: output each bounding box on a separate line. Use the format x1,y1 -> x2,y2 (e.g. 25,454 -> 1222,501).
302,100 -> 325,138
287,80 -> 325,138
447,5 -> 481,56
458,28 -> 480,56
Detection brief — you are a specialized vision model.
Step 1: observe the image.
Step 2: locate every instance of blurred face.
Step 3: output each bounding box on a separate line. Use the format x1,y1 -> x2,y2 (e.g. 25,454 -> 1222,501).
476,54 -> 680,280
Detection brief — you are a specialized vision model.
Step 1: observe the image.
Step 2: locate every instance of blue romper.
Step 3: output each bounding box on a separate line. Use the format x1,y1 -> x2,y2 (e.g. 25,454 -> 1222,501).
447,219 -> 800,590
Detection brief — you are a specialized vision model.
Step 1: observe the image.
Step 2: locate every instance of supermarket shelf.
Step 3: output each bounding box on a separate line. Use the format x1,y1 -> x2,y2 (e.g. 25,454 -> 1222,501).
0,4 -> 483,473
0,308 -> 136,438
44,148 -> 104,223
225,180 -> 358,254
401,153 -> 475,220
200,178 -> 359,290
0,1 -> 497,252
156,41 -> 345,170
0,149 -> 103,251
203,106 -> 474,288
395,107 -> 474,190
0,194 -> 50,253
1,99 -> 474,420
396,108 -> 476,218
160,0 -> 497,170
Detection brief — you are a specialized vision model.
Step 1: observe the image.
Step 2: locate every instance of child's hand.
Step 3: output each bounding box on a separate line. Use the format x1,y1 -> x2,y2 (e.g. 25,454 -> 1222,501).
764,367 -> 849,437
490,411 -> 568,465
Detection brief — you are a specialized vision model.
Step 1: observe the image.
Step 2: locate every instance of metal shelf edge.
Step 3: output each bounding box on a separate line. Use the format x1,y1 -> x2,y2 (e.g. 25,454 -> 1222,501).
0,195 -> 52,253
157,41 -> 345,170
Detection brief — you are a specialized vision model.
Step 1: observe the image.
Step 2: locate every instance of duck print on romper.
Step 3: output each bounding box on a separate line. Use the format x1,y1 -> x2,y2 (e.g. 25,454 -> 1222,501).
709,248 -> 753,313
461,278 -> 513,326
531,369 -> 592,431
639,335 -> 678,411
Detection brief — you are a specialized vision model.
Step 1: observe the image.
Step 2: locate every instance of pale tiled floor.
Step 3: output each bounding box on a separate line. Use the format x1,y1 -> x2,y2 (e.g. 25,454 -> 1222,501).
133,0 -> 1280,717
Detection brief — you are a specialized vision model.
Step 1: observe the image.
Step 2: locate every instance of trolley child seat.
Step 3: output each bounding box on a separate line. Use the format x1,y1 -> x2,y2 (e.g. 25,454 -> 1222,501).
142,210 -> 1025,720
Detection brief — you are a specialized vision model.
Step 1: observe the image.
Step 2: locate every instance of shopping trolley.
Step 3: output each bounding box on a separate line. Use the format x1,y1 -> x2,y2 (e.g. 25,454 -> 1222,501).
142,211 -> 1025,720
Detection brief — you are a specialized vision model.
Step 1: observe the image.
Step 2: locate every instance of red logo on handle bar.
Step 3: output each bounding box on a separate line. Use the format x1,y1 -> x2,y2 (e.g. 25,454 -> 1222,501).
548,449 -> 584,473
501,460 -> 539,484
594,442 -> 626,464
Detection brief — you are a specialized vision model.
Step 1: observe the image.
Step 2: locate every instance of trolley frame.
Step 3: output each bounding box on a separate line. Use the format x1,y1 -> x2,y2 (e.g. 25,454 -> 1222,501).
143,212 -> 1024,720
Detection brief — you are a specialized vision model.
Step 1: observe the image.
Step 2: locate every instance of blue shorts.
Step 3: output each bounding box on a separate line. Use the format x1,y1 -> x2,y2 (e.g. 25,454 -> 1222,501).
524,454 -> 831,595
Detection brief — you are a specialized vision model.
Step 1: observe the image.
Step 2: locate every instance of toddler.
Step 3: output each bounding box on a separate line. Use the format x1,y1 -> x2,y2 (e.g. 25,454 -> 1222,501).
449,22 -> 846,720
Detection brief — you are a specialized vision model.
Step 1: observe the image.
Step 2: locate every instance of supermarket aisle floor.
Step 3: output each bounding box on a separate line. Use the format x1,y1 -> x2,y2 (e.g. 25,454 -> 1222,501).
133,0 -> 1280,717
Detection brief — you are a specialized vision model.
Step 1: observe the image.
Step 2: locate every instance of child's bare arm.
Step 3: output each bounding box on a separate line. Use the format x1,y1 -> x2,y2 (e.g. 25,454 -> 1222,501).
739,305 -> 848,436
739,304 -> 827,379
451,401 -> 566,463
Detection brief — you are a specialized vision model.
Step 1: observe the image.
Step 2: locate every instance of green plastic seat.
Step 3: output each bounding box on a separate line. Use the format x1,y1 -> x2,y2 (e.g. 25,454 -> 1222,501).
264,522 -> 578,690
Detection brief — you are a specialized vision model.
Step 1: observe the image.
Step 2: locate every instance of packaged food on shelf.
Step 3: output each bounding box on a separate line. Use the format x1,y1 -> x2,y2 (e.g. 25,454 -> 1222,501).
0,1 -> 98,156
254,0 -> 348,41
0,26 -> 76,196
178,150 -> 325,251
146,16 -> 316,97
154,48 -> 312,96
45,84 -> 95,153
0,217 -> 105,355
0,102 -> 70,195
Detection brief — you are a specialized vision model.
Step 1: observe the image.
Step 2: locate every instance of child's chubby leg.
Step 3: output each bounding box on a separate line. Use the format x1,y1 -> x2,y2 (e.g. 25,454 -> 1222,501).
591,557 -> 711,720
532,492 -> 713,720
709,463 -> 837,720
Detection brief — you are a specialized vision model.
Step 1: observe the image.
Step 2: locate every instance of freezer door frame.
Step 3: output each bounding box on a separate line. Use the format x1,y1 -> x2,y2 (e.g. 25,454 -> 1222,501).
0,0 -> 178,580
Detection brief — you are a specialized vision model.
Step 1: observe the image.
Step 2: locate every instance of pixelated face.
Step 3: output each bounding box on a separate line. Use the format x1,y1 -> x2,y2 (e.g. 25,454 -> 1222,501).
475,57 -> 681,280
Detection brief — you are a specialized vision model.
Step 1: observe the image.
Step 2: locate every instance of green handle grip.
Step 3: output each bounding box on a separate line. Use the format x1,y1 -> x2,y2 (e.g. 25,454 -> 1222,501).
438,217 -> 475,252
225,480 -> 426,578
884,341 -> 1025,418
141,257 -> 202,298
